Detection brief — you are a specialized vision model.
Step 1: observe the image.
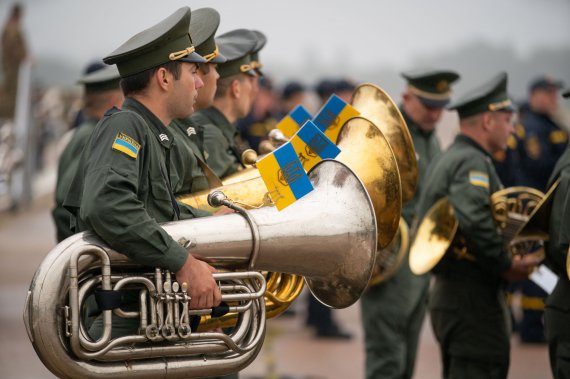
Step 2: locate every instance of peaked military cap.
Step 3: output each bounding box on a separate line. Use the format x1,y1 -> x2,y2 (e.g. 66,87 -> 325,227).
563,88 -> 570,98
250,30 -> 267,75
401,69 -> 460,108
103,7 -> 206,77
77,65 -> 121,92
448,72 -> 515,119
215,29 -> 258,79
190,8 -> 226,64
529,75 -> 565,92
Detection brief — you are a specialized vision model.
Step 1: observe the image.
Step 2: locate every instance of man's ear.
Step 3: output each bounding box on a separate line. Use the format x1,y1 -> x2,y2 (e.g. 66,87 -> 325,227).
155,67 -> 171,91
481,112 -> 494,132
230,78 -> 241,99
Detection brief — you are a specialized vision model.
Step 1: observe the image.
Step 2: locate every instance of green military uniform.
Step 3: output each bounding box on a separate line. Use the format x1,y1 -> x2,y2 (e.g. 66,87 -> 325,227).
544,89 -> 570,378
360,70 -> 459,379
416,72 -> 515,379
52,65 -> 121,242
194,28 -> 258,179
63,7 -> 207,339
169,7 -> 226,196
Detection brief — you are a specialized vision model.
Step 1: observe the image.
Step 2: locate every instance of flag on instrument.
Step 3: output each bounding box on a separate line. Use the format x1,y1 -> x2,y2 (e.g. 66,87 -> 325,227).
257,142 -> 314,211
312,94 -> 360,143
290,120 -> 341,171
275,104 -> 312,138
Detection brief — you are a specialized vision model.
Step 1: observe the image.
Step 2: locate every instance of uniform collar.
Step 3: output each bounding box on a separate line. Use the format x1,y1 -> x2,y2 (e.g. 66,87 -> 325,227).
201,106 -> 236,143
454,134 -> 492,159
401,107 -> 434,138
122,97 -> 175,149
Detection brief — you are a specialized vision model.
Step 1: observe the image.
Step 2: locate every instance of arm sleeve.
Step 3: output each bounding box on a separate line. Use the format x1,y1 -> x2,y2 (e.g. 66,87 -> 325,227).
448,157 -> 511,276
80,112 -> 188,273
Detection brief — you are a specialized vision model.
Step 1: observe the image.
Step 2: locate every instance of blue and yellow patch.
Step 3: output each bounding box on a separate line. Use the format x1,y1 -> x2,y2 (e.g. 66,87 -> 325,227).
112,132 -> 141,159
469,171 -> 489,189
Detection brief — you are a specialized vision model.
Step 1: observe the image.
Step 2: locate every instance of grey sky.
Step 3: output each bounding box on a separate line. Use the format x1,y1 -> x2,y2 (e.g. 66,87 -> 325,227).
0,0 -> 569,97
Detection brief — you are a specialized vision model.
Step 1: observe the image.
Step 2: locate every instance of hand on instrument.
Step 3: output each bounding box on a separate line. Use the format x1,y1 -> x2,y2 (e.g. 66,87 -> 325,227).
176,255 -> 222,309
502,254 -> 541,282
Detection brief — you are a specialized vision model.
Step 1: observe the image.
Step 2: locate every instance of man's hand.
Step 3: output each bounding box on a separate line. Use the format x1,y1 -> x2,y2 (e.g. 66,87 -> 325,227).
176,255 -> 221,309
502,254 -> 541,282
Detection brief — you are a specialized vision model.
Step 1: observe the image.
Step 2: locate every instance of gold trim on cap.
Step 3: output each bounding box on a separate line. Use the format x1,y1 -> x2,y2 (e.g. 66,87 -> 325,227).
202,46 -> 219,62
488,99 -> 512,111
169,46 -> 196,61
240,63 -> 254,73
251,61 -> 263,69
409,85 -> 451,100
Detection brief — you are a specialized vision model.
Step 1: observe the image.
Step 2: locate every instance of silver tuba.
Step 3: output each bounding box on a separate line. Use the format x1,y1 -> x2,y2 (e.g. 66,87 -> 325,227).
23,159 -> 377,379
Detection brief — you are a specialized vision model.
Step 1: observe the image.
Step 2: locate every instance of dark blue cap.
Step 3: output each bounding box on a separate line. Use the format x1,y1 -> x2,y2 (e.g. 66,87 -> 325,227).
529,75 -> 564,92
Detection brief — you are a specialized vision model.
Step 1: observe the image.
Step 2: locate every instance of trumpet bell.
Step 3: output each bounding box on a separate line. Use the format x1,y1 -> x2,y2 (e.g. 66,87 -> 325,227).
409,197 -> 458,275
351,83 -> 418,203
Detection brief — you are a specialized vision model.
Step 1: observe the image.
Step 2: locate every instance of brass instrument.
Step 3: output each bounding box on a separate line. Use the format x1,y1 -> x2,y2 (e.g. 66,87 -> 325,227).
409,187 -> 546,275
258,129 -> 288,154
24,160 -> 377,379
368,217 -> 409,285
351,83 -> 417,203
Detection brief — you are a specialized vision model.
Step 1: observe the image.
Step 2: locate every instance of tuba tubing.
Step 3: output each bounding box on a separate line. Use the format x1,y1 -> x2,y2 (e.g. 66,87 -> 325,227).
24,160 -> 377,378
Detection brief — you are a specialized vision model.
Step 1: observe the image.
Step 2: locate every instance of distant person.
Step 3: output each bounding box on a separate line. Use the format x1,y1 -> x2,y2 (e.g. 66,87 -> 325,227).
360,69 -> 460,379
544,87 -> 570,379
52,65 -> 123,242
277,81 -> 307,119
69,60 -> 106,129
1,3 -> 28,119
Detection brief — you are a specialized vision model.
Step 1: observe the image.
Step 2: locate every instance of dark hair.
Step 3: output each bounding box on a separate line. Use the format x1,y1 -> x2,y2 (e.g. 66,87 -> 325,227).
282,81 -> 305,100
120,61 -> 182,96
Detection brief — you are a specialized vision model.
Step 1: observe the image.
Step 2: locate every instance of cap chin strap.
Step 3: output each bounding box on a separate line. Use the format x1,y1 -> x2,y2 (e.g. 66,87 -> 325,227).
488,99 -> 512,112
169,46 -> 196,61
409,85 -> 451,101
202,46 -> 219,62
240,64 -> 254,73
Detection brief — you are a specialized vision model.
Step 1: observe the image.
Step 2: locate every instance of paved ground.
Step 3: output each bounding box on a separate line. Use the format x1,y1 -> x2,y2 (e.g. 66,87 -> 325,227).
0,185 -> 552,379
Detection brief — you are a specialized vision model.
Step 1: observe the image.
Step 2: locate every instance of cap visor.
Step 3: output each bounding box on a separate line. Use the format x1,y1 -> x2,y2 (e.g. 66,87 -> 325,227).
255,68 -> 264,77
245,69 -> 258,77
417,96 -> 449,109
179,51 -> 207,64
211,52 -> 227,64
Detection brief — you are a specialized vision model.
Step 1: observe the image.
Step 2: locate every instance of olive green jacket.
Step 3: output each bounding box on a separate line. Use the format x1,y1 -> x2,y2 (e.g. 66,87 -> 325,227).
416,134 -> 511,285
169,117 -> 210,196
63,98 -> 198,273
190,106 -> 242,178
401,109 -> 442,226
52,118 -> 98,242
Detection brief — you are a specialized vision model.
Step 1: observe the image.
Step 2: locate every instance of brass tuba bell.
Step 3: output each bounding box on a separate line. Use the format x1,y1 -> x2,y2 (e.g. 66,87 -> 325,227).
24,160 -> 377,379
409,186 -> 546,275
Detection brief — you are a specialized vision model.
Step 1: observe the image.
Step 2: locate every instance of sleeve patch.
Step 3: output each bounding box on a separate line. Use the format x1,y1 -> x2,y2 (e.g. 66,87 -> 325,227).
112,132 -> 141,159
469,170 -> 489,189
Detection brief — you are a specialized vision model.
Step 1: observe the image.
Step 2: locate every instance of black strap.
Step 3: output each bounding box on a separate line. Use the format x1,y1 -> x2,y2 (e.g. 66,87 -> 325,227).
189,302 -> 231,331
193,152 -> 223,189
94,289 -> 123,310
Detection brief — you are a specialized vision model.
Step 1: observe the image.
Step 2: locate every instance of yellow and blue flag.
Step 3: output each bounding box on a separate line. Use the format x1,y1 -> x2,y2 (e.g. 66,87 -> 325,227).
312,94 -> 360,143
276,105 -> 312,138
257,142 -> 314,211
290,120 -> 341,171
112,132 -> 140,159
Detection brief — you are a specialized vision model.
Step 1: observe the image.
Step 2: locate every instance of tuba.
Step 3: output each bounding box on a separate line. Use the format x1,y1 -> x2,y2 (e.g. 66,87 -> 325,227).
23,160 -> 377,379
351,83 -> 417,284
178,106 -> 402,323
409,186 -> 545,275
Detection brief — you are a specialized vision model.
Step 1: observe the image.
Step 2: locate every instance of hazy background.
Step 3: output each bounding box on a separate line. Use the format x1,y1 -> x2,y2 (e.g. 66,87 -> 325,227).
0,0 -> 569,101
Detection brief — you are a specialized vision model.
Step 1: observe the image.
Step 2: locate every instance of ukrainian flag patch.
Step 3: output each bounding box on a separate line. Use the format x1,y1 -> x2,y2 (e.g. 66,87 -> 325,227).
469,171 -> 489,189
112,132 -> 140,159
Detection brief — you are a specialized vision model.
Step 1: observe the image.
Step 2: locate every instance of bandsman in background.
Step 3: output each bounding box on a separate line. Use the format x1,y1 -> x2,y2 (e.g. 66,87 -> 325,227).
52,65 -> 123,242
544,87 -> 570,379
416,72 -> 539,379
169,7 -> 227,197
360,69 -> 459,379
505,75 -> 566,344
63,7 -> 222,338
191,29 -> 259,178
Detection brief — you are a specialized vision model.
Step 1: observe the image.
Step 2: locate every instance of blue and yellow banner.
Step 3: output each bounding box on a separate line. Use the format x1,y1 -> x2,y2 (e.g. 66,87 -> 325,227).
312,94 -> 360,143
276,105 -> 312,138
257,142 -> 314,211
290,120 -> 341,171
